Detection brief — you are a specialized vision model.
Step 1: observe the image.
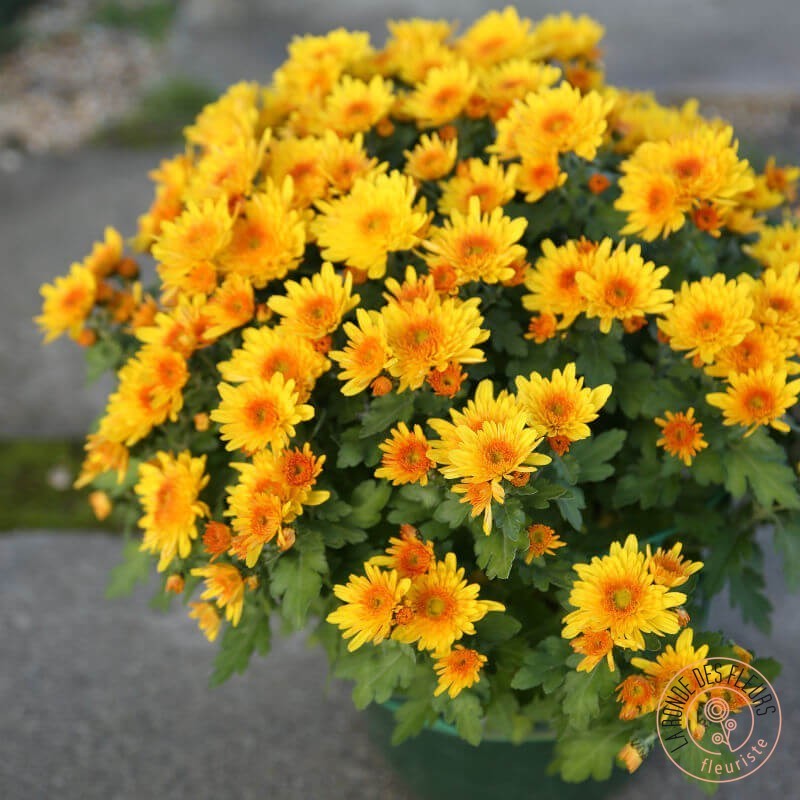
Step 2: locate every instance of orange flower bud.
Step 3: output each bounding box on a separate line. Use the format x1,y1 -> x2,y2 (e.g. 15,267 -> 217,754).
88,490 -> 111,520
193,412 -> 210,432
588,173 -> 611,194
371,375 -> 393,396
165,574 -> 185,594
115,257 -> 140,279
75,328 -> 97,347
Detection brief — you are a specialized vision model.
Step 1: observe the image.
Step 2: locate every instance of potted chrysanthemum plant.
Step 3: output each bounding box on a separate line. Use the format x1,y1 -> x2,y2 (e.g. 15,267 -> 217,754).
38,8 -> 797,797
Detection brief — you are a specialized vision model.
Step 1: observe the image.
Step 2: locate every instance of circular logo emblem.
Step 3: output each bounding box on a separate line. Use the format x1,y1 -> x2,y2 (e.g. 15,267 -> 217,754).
656,657 -> 781,783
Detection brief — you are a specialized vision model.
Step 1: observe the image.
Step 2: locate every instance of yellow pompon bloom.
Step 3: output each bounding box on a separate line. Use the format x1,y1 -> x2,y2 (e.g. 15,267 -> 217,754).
705,325 -> 798,380
575,241 -> 673,333
266,136 -> 328,209
562,534 -> 686,651
320,131 -> 385,195
135,294 -> 210,358
748,263 -> 800,342
382,295 -> 489,391
191,564 -> 246,627
523,238 -> 610,328
524,524 -> 567,563
391,39 -> 458,85
383,265 -> 439,308
570,629 -> 615,672
438,157 -> 519,215
322,75 -> 394,135
436,416 -> 551,487
375,422 -> 434,486
515,363 -> 611,445
37,263 -> 96,342
616,674 -> 657,720
424,197 -> 527,286
515,153 -> 567,203
491,83 -> 612,162
153,198 -> 233,299
326,564 -> 411,651
188,602 -> 222,642
455,7 -> 532,67
218,179 -> 306,287
135,451 -> 210,572
203,274 -> 255,341
98,346 -> 189,446
226,490 -> 286,566
630,627 -> 709,693
393,552 -> 505,655
211,374 -> 314,452
706,365 -> 800,435
313,172 -> 427,278
433,646 -> 488,698
369,525 -> 435,579
478,59 -> 562,121
615,166 -> 688,241
453,480 -> 506,535
529,12 -> 605,62
646,542 -> 704,588
267,262 -> 360,341
83,226 -> 124,278
655,409 -> 708,467
658,275 -> 755,364
403,133 -> 458,181
218,325 -> 329,402
74,434 -> 130,489
330,308 -> 390,395
746,220 -> 800,271
764,156 -> 800,201
135,153 -> 190,250
404,61 -> 477,129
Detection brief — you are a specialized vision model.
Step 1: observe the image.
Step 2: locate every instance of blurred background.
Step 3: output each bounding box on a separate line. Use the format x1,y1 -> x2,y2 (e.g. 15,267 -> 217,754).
1,1 -> 798,798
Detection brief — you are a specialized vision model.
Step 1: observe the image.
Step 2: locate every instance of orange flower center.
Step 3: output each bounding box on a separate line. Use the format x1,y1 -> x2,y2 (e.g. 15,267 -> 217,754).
743,388 -> 775,416
458,232 -> 495,259
541,111 -> 573,134
673,156 -> 704,180
693,310 -> 723,336
603,277 -> 636,308
246,399 -> 278,429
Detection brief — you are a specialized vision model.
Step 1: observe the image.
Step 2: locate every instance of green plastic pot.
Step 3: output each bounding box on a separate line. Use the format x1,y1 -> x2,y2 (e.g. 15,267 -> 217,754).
366,702 -> 626,800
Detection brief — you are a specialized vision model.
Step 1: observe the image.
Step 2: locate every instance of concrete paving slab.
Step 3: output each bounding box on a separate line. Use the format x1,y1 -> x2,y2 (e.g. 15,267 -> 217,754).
0,531 -> 797,799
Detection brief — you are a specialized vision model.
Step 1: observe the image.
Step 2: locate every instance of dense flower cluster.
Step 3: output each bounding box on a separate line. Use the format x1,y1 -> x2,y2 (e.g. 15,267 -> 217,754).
39,8 -> 799,785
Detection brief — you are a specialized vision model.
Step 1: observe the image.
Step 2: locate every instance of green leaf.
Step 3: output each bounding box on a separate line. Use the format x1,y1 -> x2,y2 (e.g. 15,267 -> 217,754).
474,527 -> 523,580
269,530 -> 327,630
392,697 -> 436,744
85,336 -> 124,383
348,480 -> 392,528
574,330 -> 625,385
433,495 -> 472,528
511,637 -> 571,693
486,308 -> 528,357
494,498 -> 526,540
561,665 -> 619,730
556,487 -> 585,529
388,482 -> 443,525
335,642 -> 417,710
210,600 -> 271,686
567,429 -> 626,483
359,392 -> 415,438
106,538 -> 152,598
474,614 -> 522,644
550,724 -> 630,782
444,691 -> 483,746
320,523 -> 368,549
336,428 -> 373,468
774,514 -> 800,590
614,362 -> 653,418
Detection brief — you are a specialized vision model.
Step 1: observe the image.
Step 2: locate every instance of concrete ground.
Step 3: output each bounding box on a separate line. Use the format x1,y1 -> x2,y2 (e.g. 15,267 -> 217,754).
2,1 -> 800,798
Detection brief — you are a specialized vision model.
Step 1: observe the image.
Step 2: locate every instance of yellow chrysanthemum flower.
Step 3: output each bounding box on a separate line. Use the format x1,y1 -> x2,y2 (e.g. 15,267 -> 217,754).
403,132 -> 458,181
382,295 -> 489,391
329,308 -> 391,396
135,451 -> 210,572
319,131 -> 386,195
646,542 -> 704,588
477,59 -> 562,121
383,265 -> 438,308
189,602 -> 222,642
211,373 -> 314,452
529,12 -> 605,61
616,674 -> 657,720
153,198 -> 233,299
562,534 -> 686,651
74,434 -> 129,489
705,325 -> 798,380
455,7 -> 532,67
225,488 -> 286,567
615,166 -> 688,241
191,563 -> 247,627
575,241 -> 673,333
321,75 -> 394,136
392,552 -> 505,655
570,629 -> 616,673
438,156 -> 519,215
266,136 -> 328,209
369,525 -> 435,579
404,61 -> 477,129
658,274 -> 755,364
433,646 -> 488,698
523,238 -> 610,328
203,274 -> 255,340
375,423 -> 434,486
706,365 -> 800,435
630,628 -> 709,693
515,152 -> 568,203
491,82 -> 612,162
36,262 -> 96,343
515,363 -> 611,446
218,179 -> 306,287
747,263 -> 800,342
424,197 -> 527,285
134,294 -> 210,358
655,408 -> 708,466
326,564 -> 411,651
218,325 -> 329,402
313,172 -> 427,278
267,262 -> 360,341
524,524 -> 567,563
83,226 -> 124,278
746,220 -> 800,271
